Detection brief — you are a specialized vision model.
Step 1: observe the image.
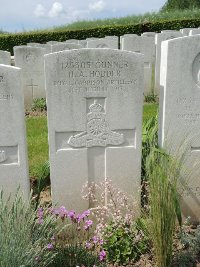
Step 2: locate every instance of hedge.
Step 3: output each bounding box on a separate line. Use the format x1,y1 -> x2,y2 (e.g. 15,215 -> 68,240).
1,18 -> 200,54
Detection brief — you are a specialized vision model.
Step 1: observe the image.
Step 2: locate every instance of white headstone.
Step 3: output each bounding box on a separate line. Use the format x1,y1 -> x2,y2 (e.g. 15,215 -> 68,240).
78,40 -> 87,48
180,28 -> 196,36
45,49 -> 144,211
159,35 -> 200,221
155,31 -> 183,94
14,46 -> 46,108
87,38 -> 118,49
141,32 -> 156,37
65,39 -> 79,44
0,50 -> 11,65
0,64 -> 29,199
189,28 -> 200,36
122,35 -> 155,94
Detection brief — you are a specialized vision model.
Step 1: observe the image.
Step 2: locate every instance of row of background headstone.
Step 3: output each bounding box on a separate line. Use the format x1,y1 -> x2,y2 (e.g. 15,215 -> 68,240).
1,28 -> 200,221
1,27 -> 200,108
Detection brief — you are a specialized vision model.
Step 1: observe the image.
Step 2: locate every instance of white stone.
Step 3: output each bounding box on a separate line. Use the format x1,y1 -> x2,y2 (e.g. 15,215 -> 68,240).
122,35 -> 155,94
180,28 -> 196,36
0,64 -> 29,200
87,38 -> 118,49
14,46 -> 46,108
141,32 -> 156,37
27,43 -> 41,47
78,40 -> 87,48
155,31 -> 183,94
65,39 -> 79,44
46,41 -> 62,45
0,50 -> 11,65
159,35 -> 200,221
45,49 -> 144,211
189,28 -> 200,36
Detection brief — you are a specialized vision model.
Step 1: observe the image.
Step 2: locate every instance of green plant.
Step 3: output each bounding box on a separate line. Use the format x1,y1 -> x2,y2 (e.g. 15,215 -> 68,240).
146,148 -> 182,267
2,17 -> 200,54
0,190 -> 60,267
50,245 -> 106,267
32,98 -> 47,112
33,160 -> 50,209
144,92 -> 158,103
102,219 -> 149,265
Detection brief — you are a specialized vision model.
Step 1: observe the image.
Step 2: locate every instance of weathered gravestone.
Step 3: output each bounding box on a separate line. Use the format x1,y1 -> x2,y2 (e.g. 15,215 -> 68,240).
180,28 -> 196,36
122,35 -> 155,94
189,28 -> 200,36
0,65 -> 29,199
0,50 -> 11,65
14,46 -> 46,108
45,49 -> 144,211
87,38 -> 118,49
51,43 -> 83,52
159,35 -> 200,221
155,31 -> 183,94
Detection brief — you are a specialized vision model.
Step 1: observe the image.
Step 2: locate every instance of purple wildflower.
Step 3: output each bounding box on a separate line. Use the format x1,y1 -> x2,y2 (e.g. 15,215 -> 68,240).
68,210 -> 76,220
59,206 -> 68,218
82,210 -> 90,219
99,250 -> 106,261
85,242 -> 91,249
47,243 -> 54,250
84,219 -> 93,230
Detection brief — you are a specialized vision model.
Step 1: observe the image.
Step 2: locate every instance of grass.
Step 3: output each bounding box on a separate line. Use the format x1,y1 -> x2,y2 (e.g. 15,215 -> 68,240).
52,9 -> 200,31
26,104 -> 158,178
26,116 -> 49,177
3,8 -> 200,34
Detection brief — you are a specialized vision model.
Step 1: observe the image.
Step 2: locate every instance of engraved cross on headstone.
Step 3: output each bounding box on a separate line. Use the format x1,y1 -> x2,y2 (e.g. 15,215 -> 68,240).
56,97 -> 135,207
26,79 -> 38,99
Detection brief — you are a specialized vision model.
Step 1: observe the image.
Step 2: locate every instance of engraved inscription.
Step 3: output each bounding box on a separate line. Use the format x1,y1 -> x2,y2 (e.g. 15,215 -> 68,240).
0,74 -> 5,83
54,60 -> 137,95
25,53 -> 36,64
176,97 -> 200,124
96,44 -> 108,48
182,186 -> 200,197
68,101 -> 124,148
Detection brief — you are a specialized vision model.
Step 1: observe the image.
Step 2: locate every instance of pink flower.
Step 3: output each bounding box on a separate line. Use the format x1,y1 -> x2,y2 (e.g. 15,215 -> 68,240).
99,250 -> 106,261
82,210 -> 90,218
68,210 -> 75,220
85,242 -> 91,249
59,206 -> 68,218
47,243 -> 53,250
84,219 -> 93,230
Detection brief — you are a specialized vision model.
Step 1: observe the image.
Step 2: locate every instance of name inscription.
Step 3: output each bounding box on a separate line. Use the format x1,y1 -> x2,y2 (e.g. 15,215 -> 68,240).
54,60 -> 136,95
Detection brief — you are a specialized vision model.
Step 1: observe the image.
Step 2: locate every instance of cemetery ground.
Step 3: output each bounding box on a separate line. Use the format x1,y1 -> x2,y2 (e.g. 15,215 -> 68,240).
11,101 -> 199,267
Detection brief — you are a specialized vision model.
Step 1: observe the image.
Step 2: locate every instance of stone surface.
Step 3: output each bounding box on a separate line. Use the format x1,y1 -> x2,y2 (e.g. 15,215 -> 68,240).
78,40 -> 87,48
65,39 -> 79,44
87,38 -> 118,49
141,32 -> 156,37
14,46 -> 46,108
155,31 -> 183,94
0,64 -> 29,199
45,49 -> 144,211
189,28 -> 200,36
159,35 -> 200,221
180,28 -> 196,36
122,35 -> 155,94
0,50 -> 11,65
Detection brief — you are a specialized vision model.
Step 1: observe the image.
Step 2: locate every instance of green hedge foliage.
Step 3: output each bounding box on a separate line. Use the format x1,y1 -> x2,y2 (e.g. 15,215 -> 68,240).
1,18 -> 200,54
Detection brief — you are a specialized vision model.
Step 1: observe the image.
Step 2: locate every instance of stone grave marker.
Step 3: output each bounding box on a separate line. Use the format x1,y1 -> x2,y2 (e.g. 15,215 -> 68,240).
122,35 -> 155,94
87,38 -> 118,49
180,28 -> 196,36
14,46 -> 46,108
78,40 -> 87,48
65,39 -> 79,44
0,64 -> 29,199
159,35 -> 200,221
45,49 -> 144,211
155,31 -> 183,94
189,28 -> 200,36
0,50 -> 11,65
